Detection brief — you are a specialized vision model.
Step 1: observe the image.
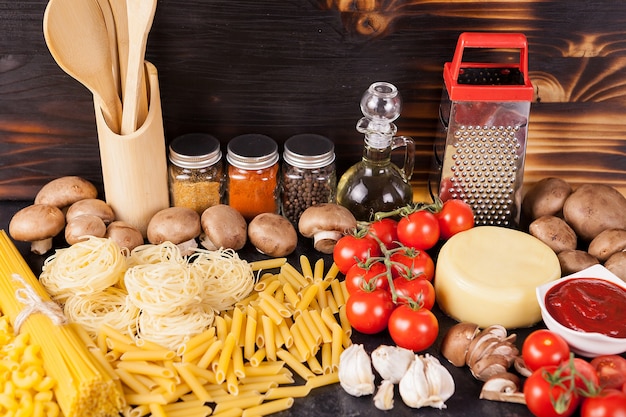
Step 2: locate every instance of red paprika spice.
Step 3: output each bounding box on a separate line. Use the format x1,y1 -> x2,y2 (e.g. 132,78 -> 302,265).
226,134 -> 280,221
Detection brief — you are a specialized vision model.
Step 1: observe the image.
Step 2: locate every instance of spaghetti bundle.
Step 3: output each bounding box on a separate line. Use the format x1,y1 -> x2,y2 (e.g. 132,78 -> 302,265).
0,230 -> 125,417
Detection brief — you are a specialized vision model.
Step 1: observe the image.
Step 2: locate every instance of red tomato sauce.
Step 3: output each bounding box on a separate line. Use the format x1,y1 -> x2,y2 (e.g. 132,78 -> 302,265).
545,278 -> 626,338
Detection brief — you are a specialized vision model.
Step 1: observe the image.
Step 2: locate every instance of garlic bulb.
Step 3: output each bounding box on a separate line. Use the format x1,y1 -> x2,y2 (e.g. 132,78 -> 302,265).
373,380 -> 395,410
338,344 -> 375,397
371,345 -> 415,384
399,354 -> 455,409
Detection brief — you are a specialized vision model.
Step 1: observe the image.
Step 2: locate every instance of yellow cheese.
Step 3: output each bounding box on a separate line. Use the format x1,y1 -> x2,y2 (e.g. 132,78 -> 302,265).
434,226 -> 560,329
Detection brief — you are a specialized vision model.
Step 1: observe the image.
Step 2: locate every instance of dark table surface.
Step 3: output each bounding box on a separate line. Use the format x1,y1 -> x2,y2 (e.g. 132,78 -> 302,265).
0,200 -> 538,417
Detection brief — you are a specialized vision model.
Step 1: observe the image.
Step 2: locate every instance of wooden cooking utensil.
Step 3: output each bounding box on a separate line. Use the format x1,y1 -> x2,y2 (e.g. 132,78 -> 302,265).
120,0 -> 157,135
107,0 -> 129,100
94,0 -> 120,95
43,0 -> 122,133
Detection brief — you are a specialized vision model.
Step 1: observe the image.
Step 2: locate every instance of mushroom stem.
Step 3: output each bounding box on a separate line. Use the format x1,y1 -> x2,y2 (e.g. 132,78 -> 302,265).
177,238 -> 199,257
31,238 -> 54,255
312,230 -> 344,253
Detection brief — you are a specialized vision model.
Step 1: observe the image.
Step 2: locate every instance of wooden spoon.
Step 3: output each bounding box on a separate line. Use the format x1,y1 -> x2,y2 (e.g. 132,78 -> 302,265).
43,0 -> 122,133
120,0 -> 157,135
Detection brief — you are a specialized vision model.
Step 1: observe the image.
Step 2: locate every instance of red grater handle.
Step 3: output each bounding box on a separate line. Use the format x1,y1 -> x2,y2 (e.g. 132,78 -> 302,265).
444,32 -> 533,101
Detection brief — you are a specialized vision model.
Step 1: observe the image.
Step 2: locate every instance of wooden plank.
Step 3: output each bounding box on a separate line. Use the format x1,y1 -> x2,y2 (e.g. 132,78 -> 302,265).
1,0 -> 626,201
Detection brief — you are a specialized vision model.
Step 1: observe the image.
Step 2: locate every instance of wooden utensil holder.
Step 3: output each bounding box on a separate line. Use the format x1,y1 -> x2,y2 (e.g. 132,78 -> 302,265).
95,61 -> 169,237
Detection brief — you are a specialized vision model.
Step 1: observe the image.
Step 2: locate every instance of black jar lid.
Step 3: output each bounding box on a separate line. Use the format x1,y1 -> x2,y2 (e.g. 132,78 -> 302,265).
169,133 -> 222,169
227,134 -> 279,170
283,134 -> 335,169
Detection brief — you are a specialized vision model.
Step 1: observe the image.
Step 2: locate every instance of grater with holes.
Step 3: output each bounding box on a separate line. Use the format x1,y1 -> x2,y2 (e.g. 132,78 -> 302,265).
430,32 -> 534,228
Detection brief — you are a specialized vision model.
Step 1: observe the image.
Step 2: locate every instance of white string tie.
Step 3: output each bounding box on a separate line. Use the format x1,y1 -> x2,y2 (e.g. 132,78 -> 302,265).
12,273 -> 67,333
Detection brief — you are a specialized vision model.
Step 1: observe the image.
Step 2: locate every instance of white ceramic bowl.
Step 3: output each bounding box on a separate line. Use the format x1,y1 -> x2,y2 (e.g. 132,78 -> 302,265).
536,264 -> 626,358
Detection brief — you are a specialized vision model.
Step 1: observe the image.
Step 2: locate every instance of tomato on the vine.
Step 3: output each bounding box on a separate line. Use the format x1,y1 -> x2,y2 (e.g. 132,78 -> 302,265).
522,329 -> 571,372
333,234 -> 381,274
590,355 -> 626,391
344,261 -> 389,295
567,357 -> 601,394
387,305 -> 438,352
436,199 -> 474,240
392,276 -> 435,310
524,365 -> 581,417
389,247 -> 435,281
345,287 -> 395,335
581,389 -> 626,417
397,210 -> 440,250
366,218 -> 399,249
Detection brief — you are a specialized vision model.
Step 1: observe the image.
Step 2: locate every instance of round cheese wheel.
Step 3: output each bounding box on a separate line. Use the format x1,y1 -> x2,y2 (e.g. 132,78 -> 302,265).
435,226 -> 561,329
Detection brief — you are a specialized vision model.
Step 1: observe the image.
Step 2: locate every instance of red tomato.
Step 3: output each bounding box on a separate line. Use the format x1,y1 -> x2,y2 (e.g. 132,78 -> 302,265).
590,355 -> 626,391
344,261 -> 389,295
333,234 -> 381,274
388,305 -> 438,352
567,357 -> 601,395
345,288 -> 395,335
397,210 -> 440,250
366,218 -> 399,249
389,247 -> 435,281
392,276 -> 435,310
435,199 -> 475,240
524,366 -> 581,417
522,329 -> 571,372
581,389 -> 626,417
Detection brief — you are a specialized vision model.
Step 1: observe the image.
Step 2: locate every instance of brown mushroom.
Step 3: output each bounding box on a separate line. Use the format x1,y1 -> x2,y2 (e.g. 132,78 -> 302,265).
34,176 -> 98,209
248,213 -> 298,257
66,198 -> 115,224
64,214 -> 106,245
440,322 -> 480,367
479,372 -> 526,404
147,207 -> 201,256
105,221 -> 145,252
200,204 -> 247,251
471,354 -> 512,381
298,203 -> 357,254
9,204 -> 65,254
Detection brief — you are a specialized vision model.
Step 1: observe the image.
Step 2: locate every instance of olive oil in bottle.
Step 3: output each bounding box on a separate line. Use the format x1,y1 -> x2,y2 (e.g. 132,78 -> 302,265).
336,82 -> 415,221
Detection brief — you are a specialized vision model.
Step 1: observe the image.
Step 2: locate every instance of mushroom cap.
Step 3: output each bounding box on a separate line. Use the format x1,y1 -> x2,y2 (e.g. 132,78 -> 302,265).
65,214 -> 107,245
440,322 -> 480,367
298,203 -> 357,237
105,221 -> 145,251
147,206 -> 201,245
200,204 -> 247,250
34,176 -> 98,208
66,198 -> 115,224
9,204 -> 66,242
248,213 -> 298,257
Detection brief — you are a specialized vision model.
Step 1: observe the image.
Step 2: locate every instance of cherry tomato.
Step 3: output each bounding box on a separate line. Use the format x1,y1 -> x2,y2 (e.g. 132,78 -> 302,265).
345,288 -> 395,335
397,210 -> 440,250
522,329 -> 571,372
333,234 -> 381,274
392,276 -> 435,310
581,389 -> 626,417
366,218 -> 399,249
590,355 -> 626,391
389,247 -> 435,281
344,261 -> 389,295
567,357 -> 601,395
435,199 -> 474,240
387,305 -> 438,352
524,366 -> 581,417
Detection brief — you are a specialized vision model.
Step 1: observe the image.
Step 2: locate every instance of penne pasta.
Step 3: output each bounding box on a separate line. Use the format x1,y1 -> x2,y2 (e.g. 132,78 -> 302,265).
241,397 -> 294,417
215,333 -> 237,384
249,257 -> 287,272
174,362 -> 213,403
264,384 -> 311,400
276,349 -> 315,381
299,255 -> 314,280
261,315 -> 277,361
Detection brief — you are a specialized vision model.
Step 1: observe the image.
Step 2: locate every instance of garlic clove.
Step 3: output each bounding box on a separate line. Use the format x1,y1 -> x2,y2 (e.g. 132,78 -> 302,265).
371,345 -> 415,383
423,354 -> 455,407
399,354 -> 455,409
373,380 -> 395,410
338,344 -> 375,397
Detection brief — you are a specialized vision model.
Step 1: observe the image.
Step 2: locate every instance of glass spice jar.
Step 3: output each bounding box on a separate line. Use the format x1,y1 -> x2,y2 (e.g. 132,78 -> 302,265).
281,134 -> 337,224
226,134 -> 280,221
168,133 -> 224,214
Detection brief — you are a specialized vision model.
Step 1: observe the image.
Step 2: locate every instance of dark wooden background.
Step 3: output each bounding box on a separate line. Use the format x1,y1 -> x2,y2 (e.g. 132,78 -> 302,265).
2,0 -> 626,202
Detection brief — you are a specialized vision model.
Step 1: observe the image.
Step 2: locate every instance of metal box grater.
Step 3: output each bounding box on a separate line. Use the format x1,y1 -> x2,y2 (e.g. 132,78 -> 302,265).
430,32 -> 534,228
